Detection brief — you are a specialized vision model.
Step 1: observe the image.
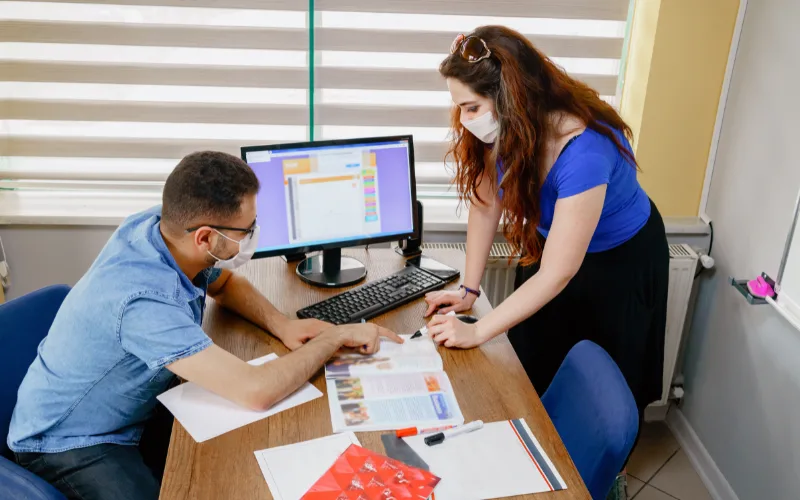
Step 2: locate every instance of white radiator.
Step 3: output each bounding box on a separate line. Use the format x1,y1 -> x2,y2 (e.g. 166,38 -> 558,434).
421,242 -> 699,405
661,243 -> 699,405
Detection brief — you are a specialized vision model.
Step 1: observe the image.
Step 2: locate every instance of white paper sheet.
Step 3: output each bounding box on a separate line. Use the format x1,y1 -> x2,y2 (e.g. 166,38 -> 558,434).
157,353 -> 322,443
403,419 -> 567,499
254,433 -> 361,500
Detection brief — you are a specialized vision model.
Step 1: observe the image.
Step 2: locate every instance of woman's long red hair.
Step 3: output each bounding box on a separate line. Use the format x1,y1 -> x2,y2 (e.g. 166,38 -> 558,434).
440,26 -> 636,265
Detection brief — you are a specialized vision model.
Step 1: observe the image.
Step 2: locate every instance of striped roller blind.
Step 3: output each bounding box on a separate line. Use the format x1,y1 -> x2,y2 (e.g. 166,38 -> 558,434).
0,0 -> 630,224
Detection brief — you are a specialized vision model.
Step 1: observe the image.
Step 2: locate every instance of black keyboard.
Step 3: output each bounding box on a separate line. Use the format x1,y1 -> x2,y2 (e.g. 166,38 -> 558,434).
297,266 -> 447,325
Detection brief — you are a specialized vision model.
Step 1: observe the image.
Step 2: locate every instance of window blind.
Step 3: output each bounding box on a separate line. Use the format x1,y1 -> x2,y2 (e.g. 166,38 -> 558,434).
0,0 -> 630,225
0,0 -> 311,221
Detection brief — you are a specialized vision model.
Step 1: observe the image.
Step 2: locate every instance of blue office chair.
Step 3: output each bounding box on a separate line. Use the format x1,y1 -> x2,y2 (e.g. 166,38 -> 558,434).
0,284 -> 71,500
0,456 -> 65,500
541,340 -> 639,500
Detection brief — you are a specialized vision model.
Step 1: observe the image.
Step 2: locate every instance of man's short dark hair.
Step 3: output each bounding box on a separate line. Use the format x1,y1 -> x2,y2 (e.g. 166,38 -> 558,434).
162,151 -> 260,230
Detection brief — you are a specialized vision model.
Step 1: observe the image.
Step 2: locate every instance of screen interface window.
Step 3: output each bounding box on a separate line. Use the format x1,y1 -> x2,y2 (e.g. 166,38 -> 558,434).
246,140 -> 414,253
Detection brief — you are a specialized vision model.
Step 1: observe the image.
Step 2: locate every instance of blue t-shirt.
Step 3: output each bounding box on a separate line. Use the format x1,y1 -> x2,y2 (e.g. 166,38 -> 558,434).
8,206 -> 219,453
499,126 -> 651,252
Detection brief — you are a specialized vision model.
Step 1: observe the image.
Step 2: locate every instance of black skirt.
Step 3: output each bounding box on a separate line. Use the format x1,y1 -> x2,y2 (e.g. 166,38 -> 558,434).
508,199 -> 669,413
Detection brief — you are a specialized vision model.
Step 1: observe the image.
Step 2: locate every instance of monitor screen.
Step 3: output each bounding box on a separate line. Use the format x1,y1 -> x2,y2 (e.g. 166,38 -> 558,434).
243,136 -> 416,257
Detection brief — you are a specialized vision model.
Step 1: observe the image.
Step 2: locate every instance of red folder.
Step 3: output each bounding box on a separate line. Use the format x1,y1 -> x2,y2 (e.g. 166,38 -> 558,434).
301,444 -> 440,500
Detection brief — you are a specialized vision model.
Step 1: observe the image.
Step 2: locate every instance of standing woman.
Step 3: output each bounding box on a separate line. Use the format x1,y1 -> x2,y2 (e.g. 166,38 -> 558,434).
424,26 -> 669,415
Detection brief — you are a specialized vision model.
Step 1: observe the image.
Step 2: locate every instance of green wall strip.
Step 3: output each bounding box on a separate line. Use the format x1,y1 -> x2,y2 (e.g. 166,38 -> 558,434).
308,0 -> 315,141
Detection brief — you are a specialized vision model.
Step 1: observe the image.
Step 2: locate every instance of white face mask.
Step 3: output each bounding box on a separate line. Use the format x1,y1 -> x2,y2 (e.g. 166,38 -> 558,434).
208,225 -> 260,270
461,111 -> 498,143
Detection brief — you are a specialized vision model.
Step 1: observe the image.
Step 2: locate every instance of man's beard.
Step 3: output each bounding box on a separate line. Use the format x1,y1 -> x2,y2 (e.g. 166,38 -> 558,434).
205,238 -> 229,267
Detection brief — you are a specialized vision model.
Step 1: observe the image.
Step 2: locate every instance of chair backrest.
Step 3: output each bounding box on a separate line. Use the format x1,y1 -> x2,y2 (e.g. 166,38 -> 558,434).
0,285 -> 71,458
0,456 -> 66,500
541,340 -> 639,500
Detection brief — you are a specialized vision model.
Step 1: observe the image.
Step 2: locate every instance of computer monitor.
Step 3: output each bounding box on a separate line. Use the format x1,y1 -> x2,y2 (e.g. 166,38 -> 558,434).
241,135 -> 417,287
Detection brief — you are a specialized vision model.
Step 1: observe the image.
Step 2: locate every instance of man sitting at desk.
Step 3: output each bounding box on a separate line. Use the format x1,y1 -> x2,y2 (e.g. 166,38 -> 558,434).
7,151 -> 401,500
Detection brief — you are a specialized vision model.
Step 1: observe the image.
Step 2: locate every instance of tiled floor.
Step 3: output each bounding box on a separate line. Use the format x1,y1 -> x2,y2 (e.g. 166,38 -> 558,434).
625,422 -> 712,500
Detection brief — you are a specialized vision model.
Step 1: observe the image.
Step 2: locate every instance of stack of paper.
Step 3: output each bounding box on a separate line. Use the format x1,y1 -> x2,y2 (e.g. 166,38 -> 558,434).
403,419 -> 567,499
157,353 -> 323,442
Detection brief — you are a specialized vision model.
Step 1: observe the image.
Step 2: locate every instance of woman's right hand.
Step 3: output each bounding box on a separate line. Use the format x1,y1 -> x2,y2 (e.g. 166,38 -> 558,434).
424,289 -> 476,316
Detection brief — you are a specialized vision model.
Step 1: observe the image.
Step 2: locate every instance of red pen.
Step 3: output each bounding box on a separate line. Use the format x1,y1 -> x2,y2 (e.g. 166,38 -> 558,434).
395,424 -> 457,438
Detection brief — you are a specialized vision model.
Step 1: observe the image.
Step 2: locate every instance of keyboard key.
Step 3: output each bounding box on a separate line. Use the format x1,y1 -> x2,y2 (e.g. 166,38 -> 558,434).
348,303 -> 384,322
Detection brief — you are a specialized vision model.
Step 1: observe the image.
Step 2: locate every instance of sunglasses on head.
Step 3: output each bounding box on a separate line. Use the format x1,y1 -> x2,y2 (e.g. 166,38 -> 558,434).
450,34 -> 492,63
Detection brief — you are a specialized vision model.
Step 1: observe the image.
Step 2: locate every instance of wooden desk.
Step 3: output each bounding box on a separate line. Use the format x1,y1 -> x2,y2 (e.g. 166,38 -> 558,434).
160,248 -> 588,499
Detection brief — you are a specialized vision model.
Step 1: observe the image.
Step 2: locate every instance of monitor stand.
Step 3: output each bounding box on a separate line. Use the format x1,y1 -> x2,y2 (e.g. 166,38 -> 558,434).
295,248 -> 366,288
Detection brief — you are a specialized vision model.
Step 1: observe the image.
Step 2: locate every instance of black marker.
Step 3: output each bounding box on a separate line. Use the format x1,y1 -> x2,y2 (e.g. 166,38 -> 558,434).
424,420 -> 484,446
411,311 -> 455,340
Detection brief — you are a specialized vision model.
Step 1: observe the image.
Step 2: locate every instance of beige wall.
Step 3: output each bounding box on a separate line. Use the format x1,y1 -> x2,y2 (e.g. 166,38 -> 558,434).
621,0 -> 739,216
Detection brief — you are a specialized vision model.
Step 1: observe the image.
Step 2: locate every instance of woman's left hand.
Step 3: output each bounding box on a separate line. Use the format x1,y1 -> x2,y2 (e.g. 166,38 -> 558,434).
427,315 -> 487,349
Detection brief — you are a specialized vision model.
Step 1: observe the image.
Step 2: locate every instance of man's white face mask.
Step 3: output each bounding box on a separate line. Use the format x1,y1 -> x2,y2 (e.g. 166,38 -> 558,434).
461,111 -> 498,143
208,225 -> 260,270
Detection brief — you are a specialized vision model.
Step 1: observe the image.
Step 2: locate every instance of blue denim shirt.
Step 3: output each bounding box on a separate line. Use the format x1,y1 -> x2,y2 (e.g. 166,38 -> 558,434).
7,206 -> 219,453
